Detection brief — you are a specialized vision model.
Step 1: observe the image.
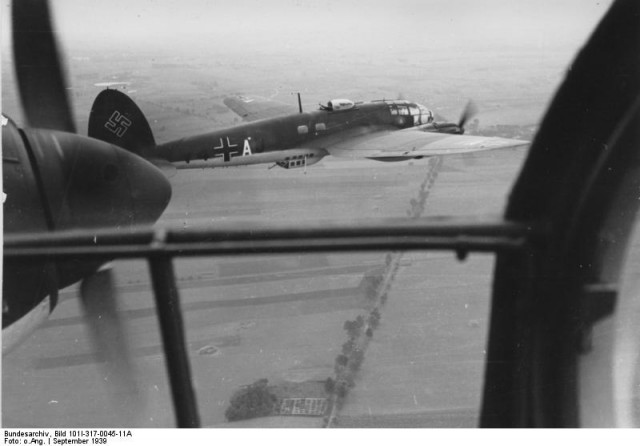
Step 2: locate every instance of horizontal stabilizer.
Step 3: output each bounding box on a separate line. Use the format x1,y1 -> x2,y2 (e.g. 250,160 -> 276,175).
224,95 -> 298,122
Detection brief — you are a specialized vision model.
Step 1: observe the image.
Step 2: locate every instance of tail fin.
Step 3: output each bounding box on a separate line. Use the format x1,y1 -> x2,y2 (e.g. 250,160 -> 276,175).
88,89 -> 155,158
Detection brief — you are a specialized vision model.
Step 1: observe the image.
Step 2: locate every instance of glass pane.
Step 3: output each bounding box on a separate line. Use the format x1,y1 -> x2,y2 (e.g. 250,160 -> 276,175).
2,149 -> 523,427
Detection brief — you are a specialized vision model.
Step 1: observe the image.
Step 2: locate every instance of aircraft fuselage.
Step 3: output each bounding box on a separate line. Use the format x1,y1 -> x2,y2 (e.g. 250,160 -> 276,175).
156,100 -> 433,168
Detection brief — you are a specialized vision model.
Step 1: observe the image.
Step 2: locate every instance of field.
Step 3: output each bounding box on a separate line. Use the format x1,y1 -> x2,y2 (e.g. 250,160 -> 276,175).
2,148 -> 526,427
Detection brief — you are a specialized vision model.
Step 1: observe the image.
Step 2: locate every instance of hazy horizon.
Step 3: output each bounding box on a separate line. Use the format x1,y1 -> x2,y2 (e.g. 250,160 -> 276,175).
1,0 -> 616,131
1,0 -> 614,58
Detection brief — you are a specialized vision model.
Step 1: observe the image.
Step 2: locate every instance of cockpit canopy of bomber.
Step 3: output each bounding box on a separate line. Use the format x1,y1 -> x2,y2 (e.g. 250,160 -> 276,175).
320,99 -> 355,112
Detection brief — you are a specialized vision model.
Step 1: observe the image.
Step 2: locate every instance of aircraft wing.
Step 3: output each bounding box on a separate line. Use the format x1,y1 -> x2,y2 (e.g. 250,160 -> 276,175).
223,95 -> 298,122
325,127 -> 529,160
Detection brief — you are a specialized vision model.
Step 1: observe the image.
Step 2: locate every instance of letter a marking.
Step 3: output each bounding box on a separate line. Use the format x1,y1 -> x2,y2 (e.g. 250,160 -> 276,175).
243,139 -> 253,156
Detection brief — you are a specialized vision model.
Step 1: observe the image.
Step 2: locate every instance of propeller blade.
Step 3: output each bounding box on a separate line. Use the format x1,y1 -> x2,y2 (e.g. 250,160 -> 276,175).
12,0 -> 76,132
458,100 -> 479,132
80,266 -> 142,414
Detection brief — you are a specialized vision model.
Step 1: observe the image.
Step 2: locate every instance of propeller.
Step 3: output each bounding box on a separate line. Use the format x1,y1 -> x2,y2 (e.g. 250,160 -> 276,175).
10,0 -> 171,414
425,100 -> 479,135
80,265 -> 142,415
13,0 -> 75,133
457,101 -> 480,167
457,100 -> 478,133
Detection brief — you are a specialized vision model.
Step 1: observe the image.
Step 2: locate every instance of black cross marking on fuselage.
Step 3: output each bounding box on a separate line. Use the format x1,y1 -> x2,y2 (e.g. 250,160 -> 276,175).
212,137 -> 241,162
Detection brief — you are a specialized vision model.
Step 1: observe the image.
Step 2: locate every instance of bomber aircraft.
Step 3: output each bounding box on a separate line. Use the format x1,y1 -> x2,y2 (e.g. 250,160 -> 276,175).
88,87 -> 528,172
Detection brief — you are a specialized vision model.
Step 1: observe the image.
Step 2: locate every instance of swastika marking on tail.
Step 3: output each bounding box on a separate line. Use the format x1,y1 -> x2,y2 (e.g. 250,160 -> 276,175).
104,111 -> 132,137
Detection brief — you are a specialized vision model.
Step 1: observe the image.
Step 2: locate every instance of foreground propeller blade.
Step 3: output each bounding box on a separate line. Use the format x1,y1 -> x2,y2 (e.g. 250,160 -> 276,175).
458,100 -> 478,132
80,266 -> 142,414
12,0 -> 75,132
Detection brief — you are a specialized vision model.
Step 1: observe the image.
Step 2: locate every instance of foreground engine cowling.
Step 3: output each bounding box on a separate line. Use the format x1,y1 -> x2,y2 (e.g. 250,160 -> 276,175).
2,116 -> 172,352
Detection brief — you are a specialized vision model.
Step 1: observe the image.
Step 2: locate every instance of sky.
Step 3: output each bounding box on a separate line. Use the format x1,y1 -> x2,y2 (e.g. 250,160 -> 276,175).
1,0 -> 615,57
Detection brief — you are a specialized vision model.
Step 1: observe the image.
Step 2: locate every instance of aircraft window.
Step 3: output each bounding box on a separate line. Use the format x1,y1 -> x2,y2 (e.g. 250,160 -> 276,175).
409,106 -> 419,116
297,125 -> 309,135
426,110 -> 433,122
389,105 -> 398,116
3,128 -> 532,428
3,148 -> 525,427
398,106 -> 409,116
315,123 -> 326,132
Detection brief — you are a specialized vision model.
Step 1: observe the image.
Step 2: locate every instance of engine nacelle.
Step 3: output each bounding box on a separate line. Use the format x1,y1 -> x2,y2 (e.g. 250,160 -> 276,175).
417,122 -> 463,135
